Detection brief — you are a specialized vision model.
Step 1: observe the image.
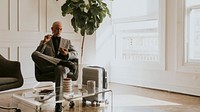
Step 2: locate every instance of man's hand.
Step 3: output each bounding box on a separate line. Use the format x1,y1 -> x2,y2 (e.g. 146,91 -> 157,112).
43,34 -> 52,44
59,48 -> 68,56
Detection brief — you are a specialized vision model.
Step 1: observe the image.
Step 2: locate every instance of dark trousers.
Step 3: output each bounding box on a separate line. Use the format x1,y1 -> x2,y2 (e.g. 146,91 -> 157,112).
32,51 -> 68,105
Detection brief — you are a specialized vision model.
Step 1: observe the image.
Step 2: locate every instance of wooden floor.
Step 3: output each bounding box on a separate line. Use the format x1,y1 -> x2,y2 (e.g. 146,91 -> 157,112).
1,83 -> 200,112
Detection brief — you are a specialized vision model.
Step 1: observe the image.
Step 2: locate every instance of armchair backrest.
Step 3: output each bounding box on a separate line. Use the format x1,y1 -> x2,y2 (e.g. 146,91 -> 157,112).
0,54 -> 23,91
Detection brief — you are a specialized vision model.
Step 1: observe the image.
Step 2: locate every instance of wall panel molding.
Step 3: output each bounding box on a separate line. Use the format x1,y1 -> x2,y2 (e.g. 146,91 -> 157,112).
18,0 -> 40,32
18,45 -> 35,79
0,0 -> 10,31
0,47 -> 11,59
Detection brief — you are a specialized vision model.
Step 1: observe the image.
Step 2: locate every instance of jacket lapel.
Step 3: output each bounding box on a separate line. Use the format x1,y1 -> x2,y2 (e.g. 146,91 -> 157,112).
49,39 -> 55,54
59,38 -> 63,49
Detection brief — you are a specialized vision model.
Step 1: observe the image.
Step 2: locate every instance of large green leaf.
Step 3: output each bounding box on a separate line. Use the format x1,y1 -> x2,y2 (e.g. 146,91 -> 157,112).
61,3 -> 69,16
89,5 -> 102,16
71,17 -> 78,32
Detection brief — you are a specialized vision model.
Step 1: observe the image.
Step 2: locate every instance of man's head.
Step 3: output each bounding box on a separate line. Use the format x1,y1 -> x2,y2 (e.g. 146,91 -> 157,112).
51,21 -> 62,37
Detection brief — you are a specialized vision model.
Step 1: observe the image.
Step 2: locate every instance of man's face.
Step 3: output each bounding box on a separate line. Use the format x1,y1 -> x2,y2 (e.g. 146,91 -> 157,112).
52,24 -> 62,36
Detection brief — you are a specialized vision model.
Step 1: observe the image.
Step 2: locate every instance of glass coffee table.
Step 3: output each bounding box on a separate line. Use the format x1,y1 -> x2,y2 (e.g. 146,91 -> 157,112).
11,85 -> 113,112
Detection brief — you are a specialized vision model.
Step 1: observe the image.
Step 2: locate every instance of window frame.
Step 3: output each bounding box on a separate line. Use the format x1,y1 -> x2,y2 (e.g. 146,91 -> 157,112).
186,5 -> 200,63
176,0 -> 200,73
111,0 -> 166,70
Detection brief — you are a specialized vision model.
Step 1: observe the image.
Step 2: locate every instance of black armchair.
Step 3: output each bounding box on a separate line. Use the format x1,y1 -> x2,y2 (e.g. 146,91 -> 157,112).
0,54 -> 24,112
34,58 -> 78,109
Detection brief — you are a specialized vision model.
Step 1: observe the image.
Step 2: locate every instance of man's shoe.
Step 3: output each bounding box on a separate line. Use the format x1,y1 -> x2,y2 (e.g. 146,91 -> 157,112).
70,62 -> 77,74
66,62 -> 78,81
55,103 -> 62,112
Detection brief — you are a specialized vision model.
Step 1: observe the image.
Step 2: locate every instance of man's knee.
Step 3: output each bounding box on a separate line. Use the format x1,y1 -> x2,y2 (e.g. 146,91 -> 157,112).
55,65 -> 65,72
32,51 -> 39,62
31,51 -> 40,60
55,65 -> 65,75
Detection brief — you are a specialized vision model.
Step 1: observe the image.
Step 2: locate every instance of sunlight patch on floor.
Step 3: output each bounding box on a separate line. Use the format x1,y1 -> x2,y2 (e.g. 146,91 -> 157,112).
114,95 -> 180,107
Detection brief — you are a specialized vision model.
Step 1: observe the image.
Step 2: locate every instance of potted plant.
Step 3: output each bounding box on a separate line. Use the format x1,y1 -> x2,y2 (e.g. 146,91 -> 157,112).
61,0 -> 111,63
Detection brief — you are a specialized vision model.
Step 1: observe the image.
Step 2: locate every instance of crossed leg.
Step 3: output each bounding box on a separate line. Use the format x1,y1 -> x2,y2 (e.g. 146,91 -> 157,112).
31,51 -> 68,112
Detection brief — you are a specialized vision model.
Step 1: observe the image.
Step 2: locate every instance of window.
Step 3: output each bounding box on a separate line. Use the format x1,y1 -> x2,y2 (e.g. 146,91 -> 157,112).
177,0 -> 200,72
112,0 -> 165,69
115,20 -> 159,62
185,0 -> 200,63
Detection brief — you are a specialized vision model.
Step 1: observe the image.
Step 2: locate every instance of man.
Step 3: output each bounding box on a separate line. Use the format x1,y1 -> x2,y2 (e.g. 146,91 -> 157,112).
32,21 -> 78,112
